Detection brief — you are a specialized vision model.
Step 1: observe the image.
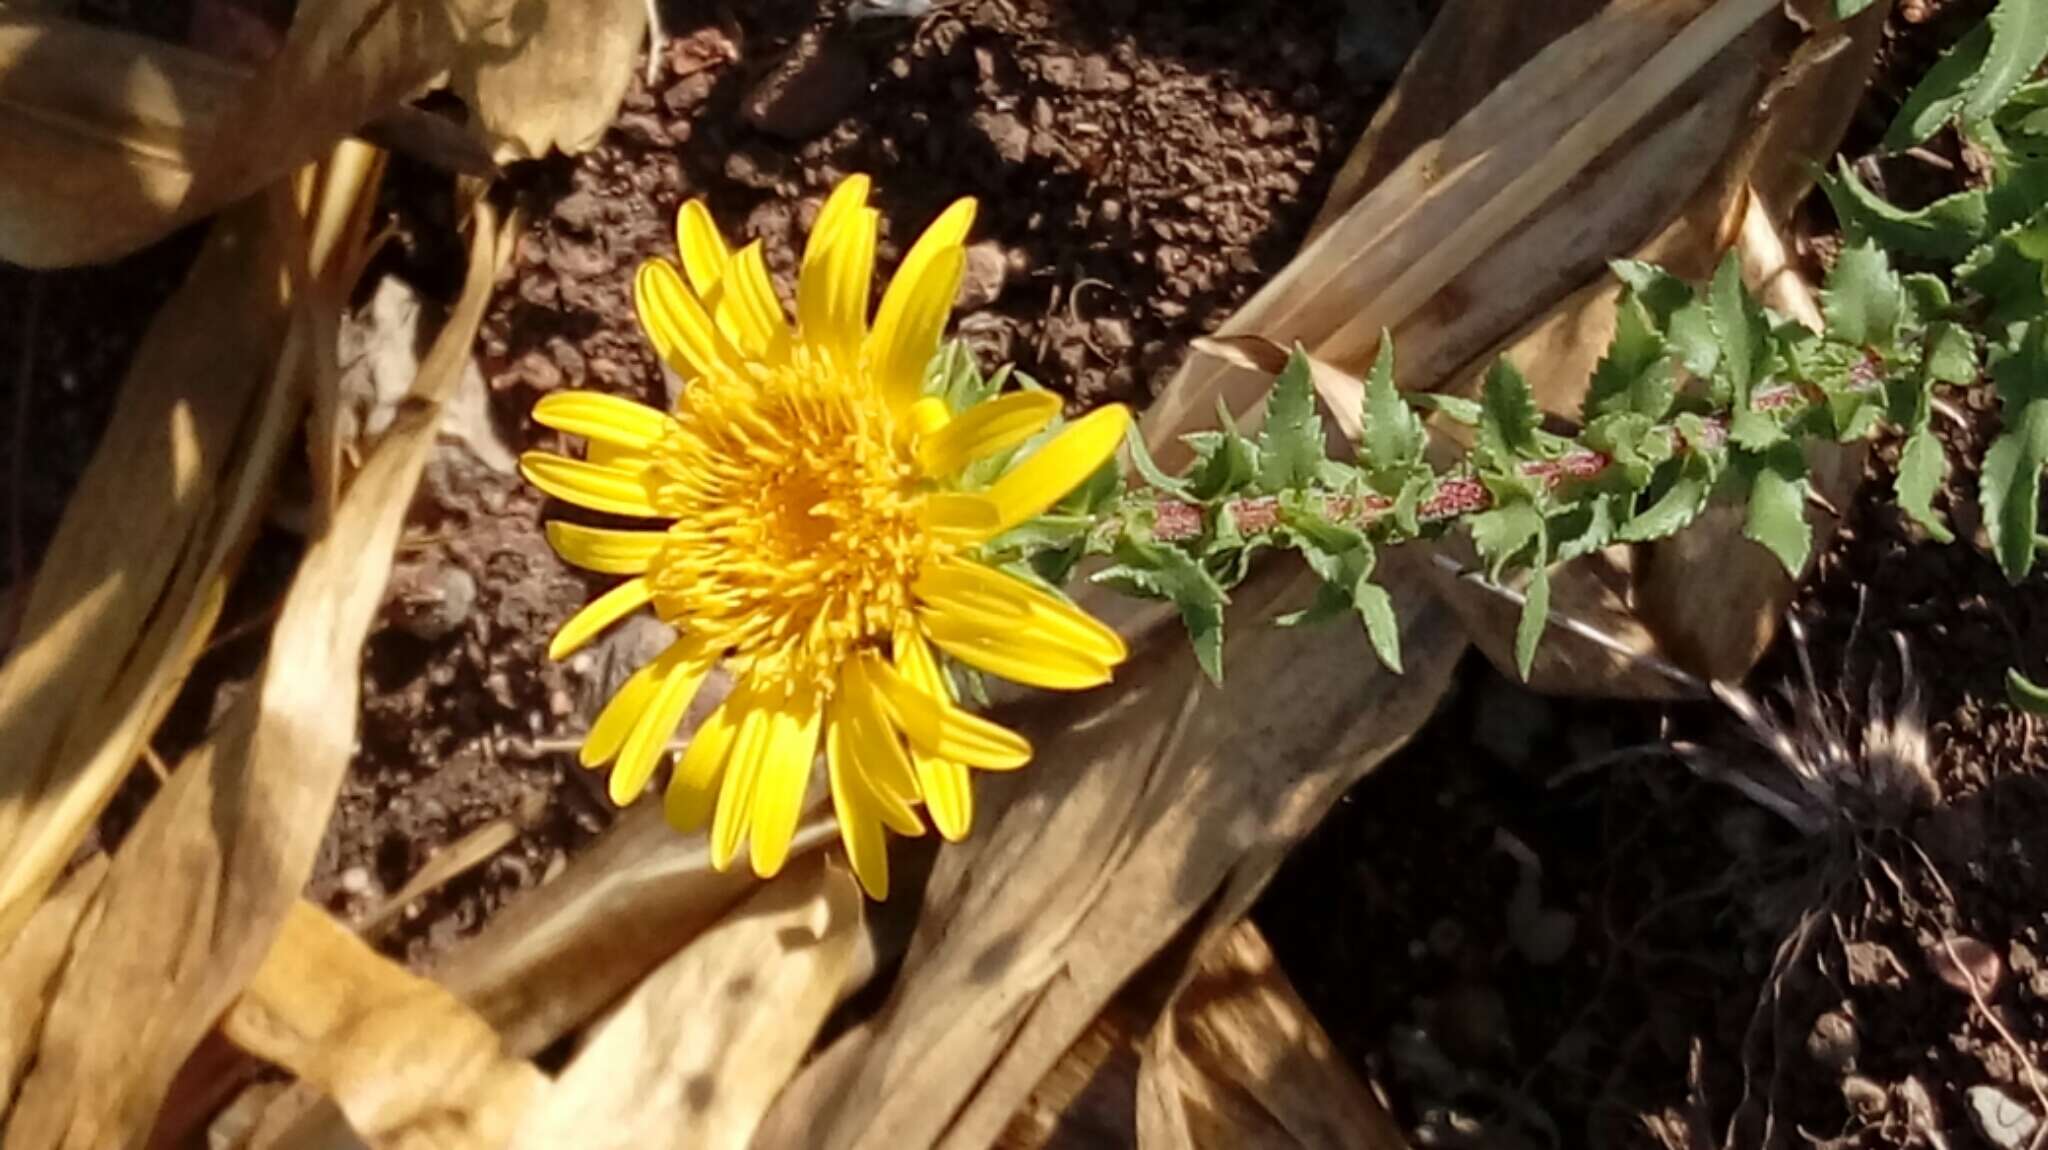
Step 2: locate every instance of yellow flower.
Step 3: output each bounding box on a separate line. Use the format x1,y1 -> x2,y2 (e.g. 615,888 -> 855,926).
519,176 -> 1131,898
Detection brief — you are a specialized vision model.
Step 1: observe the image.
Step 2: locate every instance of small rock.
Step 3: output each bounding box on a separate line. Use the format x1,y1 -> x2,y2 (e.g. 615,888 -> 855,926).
956,241 -> 1009,310
1841,1075 -> 1888,1117
338,866 -> 374,896
1805,1009 -> 1859,1070
545,238 -> 613,282
743,27 -> 869,140
1970,1084 -> 2041,1149
614,112 -> 667,148
1090,317 -> 1135,357
386,559 -> 477,642
977,111 -> 1030,165
1895,1076 -> 1943,1134
1927,935 -> 2004,997
553,190 -> 604,234
1846,939 -> 1907,989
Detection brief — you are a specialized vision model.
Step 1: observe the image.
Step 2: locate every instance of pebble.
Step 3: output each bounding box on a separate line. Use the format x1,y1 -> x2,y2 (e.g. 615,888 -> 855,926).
1804,1009 -> 1859,1070
338,866 -> 374,896
1970,1085 -> 2041,1149
956,241 -> 1009,310
387,560 -> 477,642
743,27 -> 869,140
977,111 -> 1031,165
1841,1075 -> 1887,1118
1926,934 -> 2004,996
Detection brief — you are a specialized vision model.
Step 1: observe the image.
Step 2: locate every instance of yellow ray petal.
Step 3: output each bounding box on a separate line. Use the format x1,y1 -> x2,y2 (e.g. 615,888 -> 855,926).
667,700 -> 739,833
580,638 -> 687,767
917,390 -> 1061,477
895,632 -> 973,840
868,197 -> 975,405
919,609 -> 1116,692
838,658 -> 927,821
919,492 -> 1002,547
982,404 -> 1130,535
609,647 -> 716,805
547,576 -> 653,661
634,258 -> 743,382
865,652 -> 1031,770
827,715 -> 892,900
545,521 -> 666,575
803,175 -> 870,272
750,691 -> 824,878
800,206 -> 877,354
711,701 -> 774,871
588,441 -> 653,472
915,560 -> 1127,665
870,247 -> 963,411
675,199 -> 730,297
520,452 -> 659,518
532,391 -> 671,452
717,240 -> 791,360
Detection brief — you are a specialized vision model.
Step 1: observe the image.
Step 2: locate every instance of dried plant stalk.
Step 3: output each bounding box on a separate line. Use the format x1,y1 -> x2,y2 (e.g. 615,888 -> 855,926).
223,903 -> 547,1148
0,205 -> 294,950
0,198 -> 508,1149
512,855 -> 862,1150
1136,921 -> 1409,1150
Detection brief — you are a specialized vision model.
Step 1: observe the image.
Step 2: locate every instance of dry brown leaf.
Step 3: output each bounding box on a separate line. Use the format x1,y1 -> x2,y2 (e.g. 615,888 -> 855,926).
514,854 -> 862,1150
0,203 -> 296,949
448,0 -> 650,162
1143,0 -> 1775,468
754,548 -> 1467,1150
239,809 -> 842,1148
1135,922 -> 1409,1150
1306,0 -> 1614,240
0,16 -> 242,266
223,902 -> 546,1149
0,858 -> 106,1105
0,199 -> 509,1150
0,3 -> 522,267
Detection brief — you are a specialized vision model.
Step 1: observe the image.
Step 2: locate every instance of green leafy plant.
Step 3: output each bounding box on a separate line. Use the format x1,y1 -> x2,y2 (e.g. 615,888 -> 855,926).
985,12 -> 2048,685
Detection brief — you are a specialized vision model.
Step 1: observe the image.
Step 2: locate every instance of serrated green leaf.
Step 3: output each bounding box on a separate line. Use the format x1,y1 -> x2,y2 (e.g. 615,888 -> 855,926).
1896,429 -> 1955,542
1123,420 -> 1191,498
1926,321 -> 1981,387
1257,347 -> 1326,493
1355,581 -> 1402,673
1728,405 -> 1788,451
1963,212 -> 2048,328
1982,322 -> 2048,581
1823,240 -> 1906,346
1551,495 -> 1618,563
1186,400 -> 1261,500
1360,336 -> 1426,473
1514,563 -> 1551,682
1903,272 -> 1953,323
1883,19 -> 1992,150
1709,252 -> 1768,403
1822,161 -> 1990,263
1619,455 -> 1713,543
2007,666 -> 2048,713
1477,358 -> 1541,466
1964,0 -> 2048,130
1981,426 -> 2045,580
1742,442 -> 1812,574
1586,294 -> 1675,421
1096,540 -> 1230,682
1468,500 -> 1543,578
1414,393 -> 1482,425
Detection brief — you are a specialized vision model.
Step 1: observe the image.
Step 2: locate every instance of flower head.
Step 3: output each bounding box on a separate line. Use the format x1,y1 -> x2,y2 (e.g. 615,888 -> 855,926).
519,177 -> 1131,897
